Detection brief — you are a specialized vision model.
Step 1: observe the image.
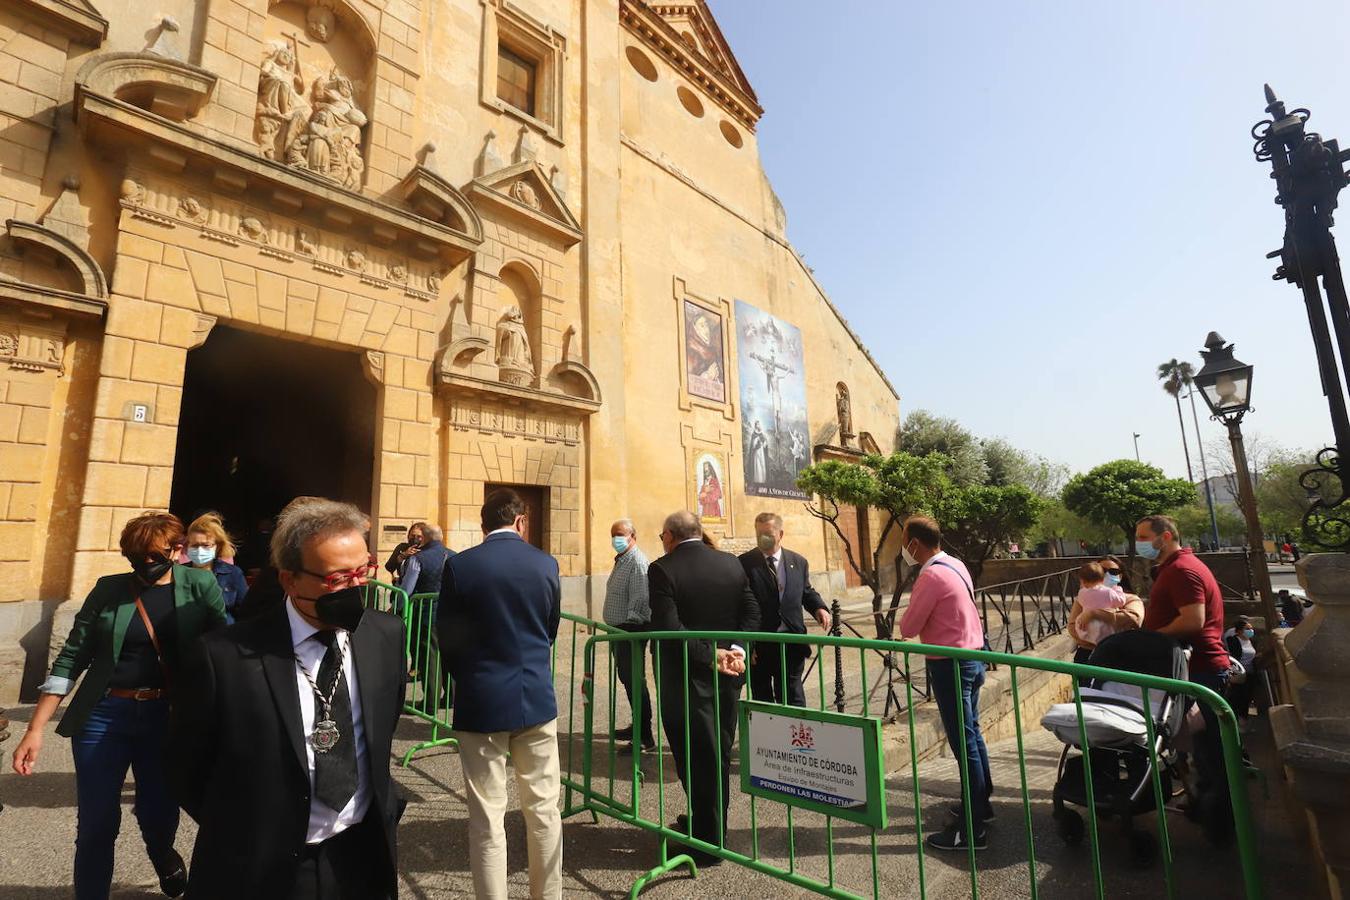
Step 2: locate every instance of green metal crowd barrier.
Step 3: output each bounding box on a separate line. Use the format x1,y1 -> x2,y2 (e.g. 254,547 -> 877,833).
563,628 -> 1262,900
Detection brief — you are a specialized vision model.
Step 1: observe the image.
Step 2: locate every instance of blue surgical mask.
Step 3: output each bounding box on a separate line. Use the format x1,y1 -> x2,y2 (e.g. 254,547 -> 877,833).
612,536 -> 629,554
1104,572 -> 1122,588
187,546 -> 216,566
1135,540 -> 1160,560
1243,628 -> 1255,639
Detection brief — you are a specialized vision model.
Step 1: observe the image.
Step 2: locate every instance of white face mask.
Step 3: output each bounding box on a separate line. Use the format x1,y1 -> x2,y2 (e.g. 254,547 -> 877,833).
901,543 -> 918,567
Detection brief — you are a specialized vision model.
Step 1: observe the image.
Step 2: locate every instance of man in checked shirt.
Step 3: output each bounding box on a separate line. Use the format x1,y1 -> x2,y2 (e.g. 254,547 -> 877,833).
604,518 -> 655,751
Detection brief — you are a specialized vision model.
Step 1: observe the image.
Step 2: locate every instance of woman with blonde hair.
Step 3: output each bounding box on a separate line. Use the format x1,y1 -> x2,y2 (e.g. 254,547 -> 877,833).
185,512 -> 250,624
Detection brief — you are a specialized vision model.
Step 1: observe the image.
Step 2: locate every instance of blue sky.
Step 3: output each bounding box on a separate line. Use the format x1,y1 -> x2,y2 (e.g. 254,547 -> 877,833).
708,1 -> 1350,480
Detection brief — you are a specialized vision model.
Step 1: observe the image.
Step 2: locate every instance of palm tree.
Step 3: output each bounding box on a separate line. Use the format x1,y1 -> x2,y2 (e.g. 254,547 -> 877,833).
1157,359 -> 1195,482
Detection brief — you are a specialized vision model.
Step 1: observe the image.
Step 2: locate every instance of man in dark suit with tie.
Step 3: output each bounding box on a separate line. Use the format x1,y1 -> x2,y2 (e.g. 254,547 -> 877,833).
169,498 -> 406,900
436,488 -> 562,899
648,510 -> 759,865
740,512 -> 829,707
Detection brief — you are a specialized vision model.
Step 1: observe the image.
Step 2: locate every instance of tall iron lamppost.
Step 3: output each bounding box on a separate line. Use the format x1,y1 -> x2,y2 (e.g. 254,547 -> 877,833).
1193,333 -> 1280,631
1252,86 -> 1350,548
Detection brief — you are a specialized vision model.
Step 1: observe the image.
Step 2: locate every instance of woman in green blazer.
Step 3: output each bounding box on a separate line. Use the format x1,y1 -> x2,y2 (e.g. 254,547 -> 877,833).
11,512 -> 226,900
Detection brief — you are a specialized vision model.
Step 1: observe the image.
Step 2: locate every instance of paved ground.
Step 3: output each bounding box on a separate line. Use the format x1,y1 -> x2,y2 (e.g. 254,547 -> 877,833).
0,695 -> 1321,899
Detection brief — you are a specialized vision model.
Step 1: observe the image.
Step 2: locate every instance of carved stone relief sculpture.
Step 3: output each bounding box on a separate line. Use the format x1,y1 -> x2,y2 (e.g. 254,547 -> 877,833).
255,35 -> 367,190
510,180 -> 541,210
306,5 -> 335,42
495,304 -> 534,386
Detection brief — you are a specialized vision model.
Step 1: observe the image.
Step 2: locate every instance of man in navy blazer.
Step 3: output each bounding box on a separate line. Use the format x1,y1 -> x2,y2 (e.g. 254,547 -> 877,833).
740,511 -> 829,707
436,488 -> 562,900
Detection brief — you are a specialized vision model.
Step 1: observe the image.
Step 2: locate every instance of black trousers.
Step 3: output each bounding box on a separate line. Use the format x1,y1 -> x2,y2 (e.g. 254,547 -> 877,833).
750,640 -> 808,707
613,623 -> 653,740
658,647 -> 740,850
290,814 -> 390,900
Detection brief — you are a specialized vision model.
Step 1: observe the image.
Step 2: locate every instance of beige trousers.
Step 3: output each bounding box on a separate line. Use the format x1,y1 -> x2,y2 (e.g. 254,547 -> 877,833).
457,718 -> 563,900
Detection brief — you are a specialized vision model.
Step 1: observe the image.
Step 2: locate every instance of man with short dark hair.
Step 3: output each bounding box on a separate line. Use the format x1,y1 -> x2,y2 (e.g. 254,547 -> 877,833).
649,510 -> 758,865
170,498 -> 406,899
740,511 -> 828,706
437,489 -> 562,899
897,514 -> 993,852
1135,514 -> 1231,836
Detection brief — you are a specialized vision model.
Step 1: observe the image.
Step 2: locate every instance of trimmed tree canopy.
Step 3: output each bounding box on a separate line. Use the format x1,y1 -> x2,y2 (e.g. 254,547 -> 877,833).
1061,459 -> 1196,546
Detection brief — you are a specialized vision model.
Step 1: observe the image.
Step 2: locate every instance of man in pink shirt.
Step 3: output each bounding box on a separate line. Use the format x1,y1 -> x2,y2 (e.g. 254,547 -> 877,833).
898,516 -> 992,852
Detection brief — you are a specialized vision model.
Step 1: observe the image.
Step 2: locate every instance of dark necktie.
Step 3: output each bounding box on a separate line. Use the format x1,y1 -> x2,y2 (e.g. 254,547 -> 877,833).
312,630 -> 357,813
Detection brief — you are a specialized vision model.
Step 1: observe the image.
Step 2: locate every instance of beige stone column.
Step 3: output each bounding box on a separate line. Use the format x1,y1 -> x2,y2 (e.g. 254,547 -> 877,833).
1272,553 -> 1350,899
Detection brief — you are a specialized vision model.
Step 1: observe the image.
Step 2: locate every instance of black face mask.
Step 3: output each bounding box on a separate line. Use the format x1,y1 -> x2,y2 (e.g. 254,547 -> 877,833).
311,585 -> 366,632
132,555 -> 174,585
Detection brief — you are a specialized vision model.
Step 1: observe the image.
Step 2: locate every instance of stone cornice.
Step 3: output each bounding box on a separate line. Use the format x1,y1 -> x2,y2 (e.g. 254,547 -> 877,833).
10,0 -> 108,46
76,92 -> 482,265
0,277 -> 108,319
619,0 -> 762,131
438,371 -> 600,415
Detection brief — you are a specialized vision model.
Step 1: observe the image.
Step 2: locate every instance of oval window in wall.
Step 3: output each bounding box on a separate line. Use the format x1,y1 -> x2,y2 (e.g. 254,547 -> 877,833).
626,45 -> 657,82
719,119 -> 744,148
677,85 -> 705,118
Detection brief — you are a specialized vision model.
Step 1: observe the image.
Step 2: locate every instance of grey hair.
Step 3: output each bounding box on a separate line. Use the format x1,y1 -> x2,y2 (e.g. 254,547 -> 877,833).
612,518 -> 636,537
422,524 -> 443,542
271,498 -> 369,572
663,510 -> 701,542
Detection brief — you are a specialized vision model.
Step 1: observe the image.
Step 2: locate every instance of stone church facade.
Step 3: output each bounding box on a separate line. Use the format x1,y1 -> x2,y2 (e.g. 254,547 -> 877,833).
0,0 -> 899,697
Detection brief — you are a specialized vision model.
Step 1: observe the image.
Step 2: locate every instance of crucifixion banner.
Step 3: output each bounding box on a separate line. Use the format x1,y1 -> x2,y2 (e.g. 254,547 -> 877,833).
735,300 -> 810,500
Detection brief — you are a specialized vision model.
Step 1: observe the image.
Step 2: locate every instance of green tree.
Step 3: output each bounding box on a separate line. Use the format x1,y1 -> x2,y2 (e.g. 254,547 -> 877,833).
797,451 -> 951,638
981,437 -> 1070,496
1025,499 -> 1119,555
895,410 -> 987,486
1173,501 -> 1246,546
1254,448 -> 1341,540
933,482 -> 1045,582
1061,459 -> 1196,553
1157,359 -> 1196,483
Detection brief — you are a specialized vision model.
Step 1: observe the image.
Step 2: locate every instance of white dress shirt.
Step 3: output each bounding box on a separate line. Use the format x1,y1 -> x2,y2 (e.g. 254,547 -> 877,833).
285,599 -> 371,843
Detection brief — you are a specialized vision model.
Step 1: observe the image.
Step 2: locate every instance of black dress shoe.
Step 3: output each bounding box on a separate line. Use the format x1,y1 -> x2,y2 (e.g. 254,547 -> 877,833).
154,849 -> 188,898
668,814 -> 689,833
614,725 -> 634,741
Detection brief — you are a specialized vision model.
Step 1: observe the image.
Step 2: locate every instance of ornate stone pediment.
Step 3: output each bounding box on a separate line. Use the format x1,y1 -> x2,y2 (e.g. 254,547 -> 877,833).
11,0 -> 107,46
75,52 -> 216,122
0,218 -> 108,319
468,160 -> 582,247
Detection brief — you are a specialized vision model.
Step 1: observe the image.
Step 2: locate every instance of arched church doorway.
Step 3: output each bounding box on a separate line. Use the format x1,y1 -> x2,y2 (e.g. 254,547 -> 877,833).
168,325 -> 376,573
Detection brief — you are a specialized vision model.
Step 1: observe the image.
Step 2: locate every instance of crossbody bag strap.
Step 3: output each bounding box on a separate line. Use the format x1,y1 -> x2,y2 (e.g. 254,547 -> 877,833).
929,559 -> 992,652
132,593 -> 171,692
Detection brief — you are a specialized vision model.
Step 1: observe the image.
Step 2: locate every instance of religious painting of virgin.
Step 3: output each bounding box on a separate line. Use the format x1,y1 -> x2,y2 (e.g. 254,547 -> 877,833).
694,453 -> 727,524
734,300 -> 810,500
683,300 -> 726,402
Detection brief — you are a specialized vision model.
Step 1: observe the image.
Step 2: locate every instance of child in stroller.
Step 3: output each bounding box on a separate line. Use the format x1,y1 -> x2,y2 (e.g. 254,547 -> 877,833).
1040,629 -> 1189,866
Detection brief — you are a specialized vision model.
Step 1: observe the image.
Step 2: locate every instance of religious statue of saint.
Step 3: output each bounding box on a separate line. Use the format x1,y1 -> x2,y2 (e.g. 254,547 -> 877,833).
255,41 -> 309,159
294,69 -> 367,189
836,383 -> 854,446
495,304 -> 534,372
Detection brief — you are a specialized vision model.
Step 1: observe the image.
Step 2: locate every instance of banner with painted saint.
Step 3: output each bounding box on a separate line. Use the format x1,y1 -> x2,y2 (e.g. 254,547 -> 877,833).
683,301 -> 726,403
734,300 -> 810,499
694,452 -> 727,524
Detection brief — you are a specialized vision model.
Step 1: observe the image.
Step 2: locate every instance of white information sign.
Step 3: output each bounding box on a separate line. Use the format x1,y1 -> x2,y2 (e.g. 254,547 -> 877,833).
745,707 -> 868,810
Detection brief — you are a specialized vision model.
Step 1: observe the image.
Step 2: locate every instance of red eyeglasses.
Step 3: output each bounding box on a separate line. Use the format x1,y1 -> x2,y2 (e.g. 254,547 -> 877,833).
297,555 -> 378,590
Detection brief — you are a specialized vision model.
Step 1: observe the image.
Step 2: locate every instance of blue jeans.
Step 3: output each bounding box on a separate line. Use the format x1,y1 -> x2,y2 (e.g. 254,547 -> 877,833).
927,658 -> 994,822
71,696 -> 179,900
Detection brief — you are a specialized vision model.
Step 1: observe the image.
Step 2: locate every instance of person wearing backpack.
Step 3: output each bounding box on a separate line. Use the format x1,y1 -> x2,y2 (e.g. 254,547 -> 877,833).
897,515 -> 993,852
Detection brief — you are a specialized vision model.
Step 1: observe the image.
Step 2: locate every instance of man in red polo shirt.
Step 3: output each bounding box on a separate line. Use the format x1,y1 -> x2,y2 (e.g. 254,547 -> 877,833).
1135,513 -> 1232,838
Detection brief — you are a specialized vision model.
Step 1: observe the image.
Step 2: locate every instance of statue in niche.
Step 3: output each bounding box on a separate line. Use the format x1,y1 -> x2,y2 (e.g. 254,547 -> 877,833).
291,69 -> 367,190
836,382 -> 854,447
255,40 -> 309,160
306,5 -> 335,42
495,304 -> 534,386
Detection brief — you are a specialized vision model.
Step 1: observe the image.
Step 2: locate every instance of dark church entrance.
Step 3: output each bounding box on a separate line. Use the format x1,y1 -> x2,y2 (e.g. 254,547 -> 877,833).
169,325 -> 376,573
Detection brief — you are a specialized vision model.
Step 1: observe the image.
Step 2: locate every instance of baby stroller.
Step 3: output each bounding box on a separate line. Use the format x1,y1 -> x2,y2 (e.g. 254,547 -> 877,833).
1040,630 -> 1188,866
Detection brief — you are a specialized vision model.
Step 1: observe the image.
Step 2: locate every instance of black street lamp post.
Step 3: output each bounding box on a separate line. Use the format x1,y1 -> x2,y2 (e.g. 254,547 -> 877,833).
1252,86 -> 1350,548
1194,333 -> 1280,632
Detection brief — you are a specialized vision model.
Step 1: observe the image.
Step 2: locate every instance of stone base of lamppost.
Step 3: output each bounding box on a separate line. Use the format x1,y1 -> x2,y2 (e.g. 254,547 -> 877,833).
1271,553 -> 1350,900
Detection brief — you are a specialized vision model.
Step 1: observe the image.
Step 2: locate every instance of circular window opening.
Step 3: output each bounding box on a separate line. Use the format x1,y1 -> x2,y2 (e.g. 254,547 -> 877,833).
677,85 -> 705,118
719,119 -> 743,148
625,45 -> 657,82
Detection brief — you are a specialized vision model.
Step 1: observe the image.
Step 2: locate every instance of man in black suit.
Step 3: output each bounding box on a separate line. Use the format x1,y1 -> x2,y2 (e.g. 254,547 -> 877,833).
648,510 -> 759,864
436,488 -> 562,899
740,512 -> 829,707
170,498 -> 406,900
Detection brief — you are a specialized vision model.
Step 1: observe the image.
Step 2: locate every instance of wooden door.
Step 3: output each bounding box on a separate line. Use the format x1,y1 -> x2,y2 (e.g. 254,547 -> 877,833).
485,482 -> 546,549
836,503 -> 870,588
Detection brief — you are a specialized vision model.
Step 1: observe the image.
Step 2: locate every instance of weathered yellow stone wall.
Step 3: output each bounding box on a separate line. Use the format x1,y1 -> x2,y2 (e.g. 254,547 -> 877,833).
0,0 -> 900,667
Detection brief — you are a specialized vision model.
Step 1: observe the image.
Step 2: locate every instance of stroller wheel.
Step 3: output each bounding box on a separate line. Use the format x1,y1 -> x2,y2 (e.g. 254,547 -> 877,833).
1055,809 -> 1085,846
1129,830 -> 1157,868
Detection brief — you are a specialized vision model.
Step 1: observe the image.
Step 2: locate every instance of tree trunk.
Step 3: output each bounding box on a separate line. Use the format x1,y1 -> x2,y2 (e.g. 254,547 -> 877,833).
1174,393 -> 1195,482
